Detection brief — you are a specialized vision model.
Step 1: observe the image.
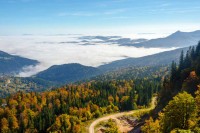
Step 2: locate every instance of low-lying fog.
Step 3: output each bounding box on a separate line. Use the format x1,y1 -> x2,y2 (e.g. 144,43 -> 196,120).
0,35 -> 176,77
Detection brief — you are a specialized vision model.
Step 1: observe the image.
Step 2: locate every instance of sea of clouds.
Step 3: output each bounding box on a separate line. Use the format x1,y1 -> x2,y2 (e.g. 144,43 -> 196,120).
0,35 -> 176,77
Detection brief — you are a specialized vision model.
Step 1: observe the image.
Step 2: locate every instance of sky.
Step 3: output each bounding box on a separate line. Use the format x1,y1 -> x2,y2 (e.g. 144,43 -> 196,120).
0,0 -> 200,37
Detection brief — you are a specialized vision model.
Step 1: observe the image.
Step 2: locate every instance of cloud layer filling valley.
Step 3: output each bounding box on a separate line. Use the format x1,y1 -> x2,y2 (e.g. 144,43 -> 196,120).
0,35 -> 175,77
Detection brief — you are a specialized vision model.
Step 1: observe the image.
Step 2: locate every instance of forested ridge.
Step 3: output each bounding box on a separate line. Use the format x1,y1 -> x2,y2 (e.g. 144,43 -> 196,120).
92,65 -> 169,81
142,42 -> 200,133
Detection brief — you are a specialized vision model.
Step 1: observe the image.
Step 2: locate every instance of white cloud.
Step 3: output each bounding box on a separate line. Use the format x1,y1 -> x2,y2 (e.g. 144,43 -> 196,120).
0,35 -> 175,77
58,8 -> 128,17
58,12 -> 96,17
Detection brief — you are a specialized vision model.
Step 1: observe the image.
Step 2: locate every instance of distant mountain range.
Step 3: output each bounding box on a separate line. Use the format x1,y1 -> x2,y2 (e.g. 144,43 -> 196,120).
78,30 -> 200,48
0,51 -> 39,75
35,63 -> 101,83
35,46 -> 190,83
98,47 -> 189,72
132,30 -> 200,48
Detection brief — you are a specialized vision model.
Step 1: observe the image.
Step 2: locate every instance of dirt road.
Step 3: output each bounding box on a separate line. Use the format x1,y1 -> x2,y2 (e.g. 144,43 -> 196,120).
88,96 -> 156,133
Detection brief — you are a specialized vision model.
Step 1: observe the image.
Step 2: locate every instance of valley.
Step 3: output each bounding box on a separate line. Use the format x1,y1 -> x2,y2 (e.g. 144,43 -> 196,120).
0,31 -> 200,133
1,0 -> 200,132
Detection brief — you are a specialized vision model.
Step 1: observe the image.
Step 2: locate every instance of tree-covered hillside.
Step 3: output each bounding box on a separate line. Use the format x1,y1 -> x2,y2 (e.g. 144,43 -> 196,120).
93,65 -> 168,81
0,51 -> 39,75
35,63 -> 101,83
0,76 -> 56,98
142,42 -> 200,133
0,78 -> 160,132
159,42 -> 200,109
98,47 -> 189,72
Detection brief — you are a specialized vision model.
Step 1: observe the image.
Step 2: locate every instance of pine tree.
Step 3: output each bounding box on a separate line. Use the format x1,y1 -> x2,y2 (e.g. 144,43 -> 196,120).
191,46 -> 195,60
170,61 -> 177,82
184,50 -> 192,69
179,50 -> 184,71
195,41 -> 200,57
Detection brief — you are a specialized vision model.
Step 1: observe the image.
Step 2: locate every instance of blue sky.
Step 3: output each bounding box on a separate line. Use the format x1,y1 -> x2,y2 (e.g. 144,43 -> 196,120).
0,0 -> 200,36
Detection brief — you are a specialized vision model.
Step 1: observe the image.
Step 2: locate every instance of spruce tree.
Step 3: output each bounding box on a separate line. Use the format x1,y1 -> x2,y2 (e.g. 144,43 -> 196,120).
179,50 -> 184,71
170,61 -> 177,82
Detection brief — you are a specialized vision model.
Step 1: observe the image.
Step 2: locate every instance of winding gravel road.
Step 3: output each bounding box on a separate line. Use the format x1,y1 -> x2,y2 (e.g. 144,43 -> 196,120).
89,96 -> 157,133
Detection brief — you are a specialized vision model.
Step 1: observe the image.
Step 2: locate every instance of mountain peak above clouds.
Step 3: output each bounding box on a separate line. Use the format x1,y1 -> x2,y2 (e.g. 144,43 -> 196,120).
133,30 -> 200,48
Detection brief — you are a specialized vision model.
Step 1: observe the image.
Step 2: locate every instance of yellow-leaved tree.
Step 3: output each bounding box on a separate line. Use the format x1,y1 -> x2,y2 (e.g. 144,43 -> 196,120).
141,117 -> 160,133
159,92 -> 196,132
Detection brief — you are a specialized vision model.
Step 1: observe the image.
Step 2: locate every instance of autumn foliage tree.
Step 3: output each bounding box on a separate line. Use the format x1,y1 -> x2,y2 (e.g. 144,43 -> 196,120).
141,117 -> 160,133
